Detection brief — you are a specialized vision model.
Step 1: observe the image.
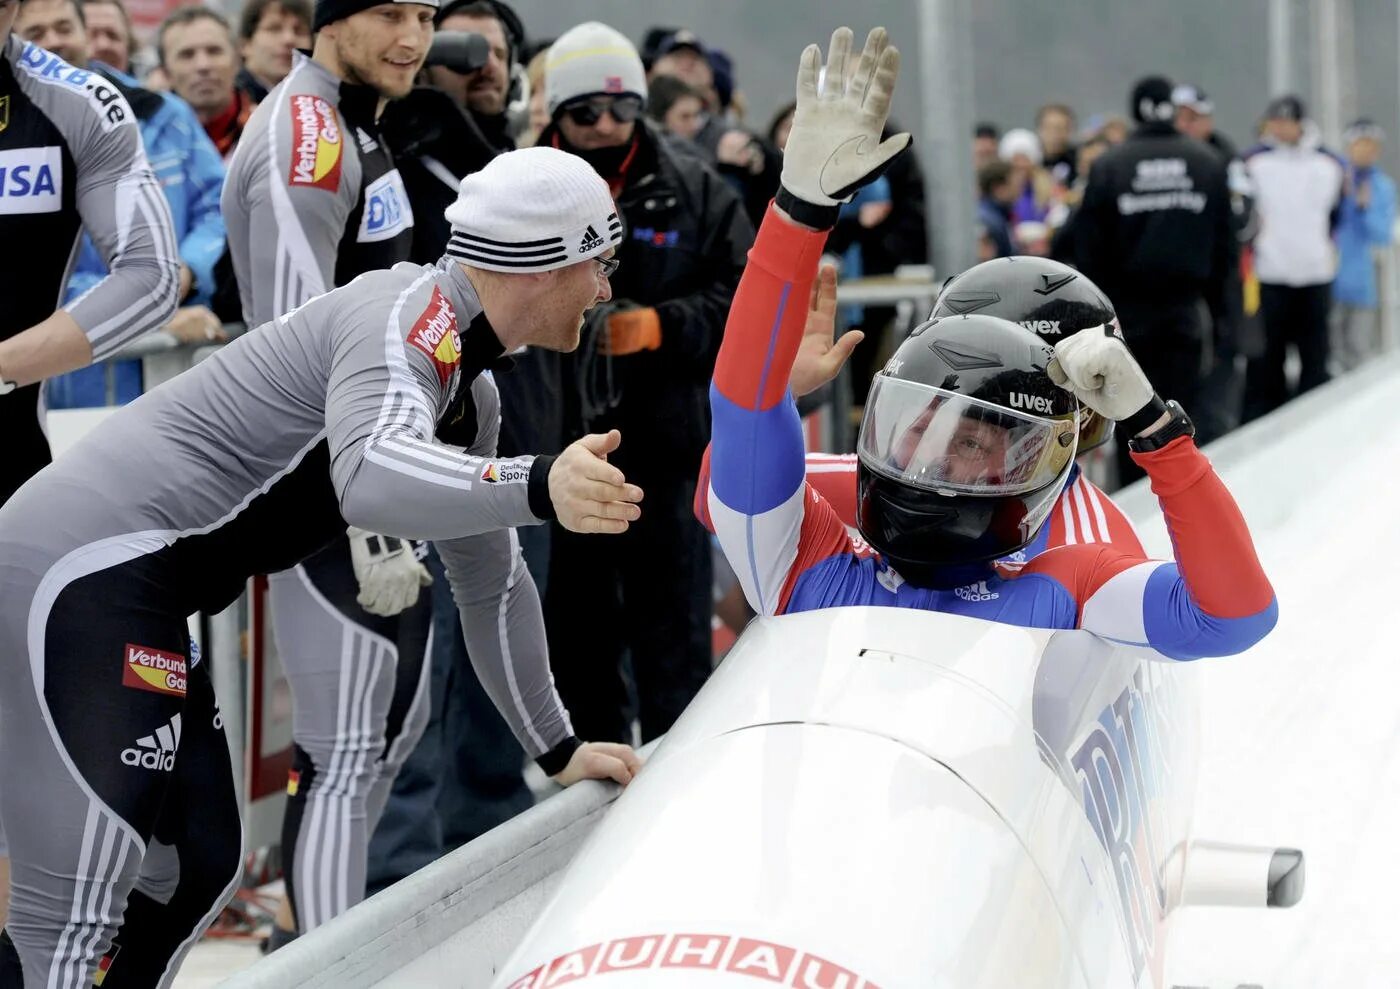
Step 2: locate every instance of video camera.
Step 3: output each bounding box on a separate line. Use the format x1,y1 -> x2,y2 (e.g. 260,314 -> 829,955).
425,31 -> 491,74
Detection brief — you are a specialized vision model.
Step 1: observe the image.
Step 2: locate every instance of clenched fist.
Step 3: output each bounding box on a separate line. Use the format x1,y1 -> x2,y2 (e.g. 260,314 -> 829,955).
549,429 -> 644,534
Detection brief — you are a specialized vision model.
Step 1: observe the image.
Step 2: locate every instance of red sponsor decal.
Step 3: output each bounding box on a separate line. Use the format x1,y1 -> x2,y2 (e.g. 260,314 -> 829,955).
603,75 -> 623,93
509,934 -> 876,987
662,933 -> 730,969
406,285 -> 460,387
727,938 -> 794,982
596,934 -> 664,972
540,942 -> 600,985
287,93 -> 343,192
122,643 -> 187,697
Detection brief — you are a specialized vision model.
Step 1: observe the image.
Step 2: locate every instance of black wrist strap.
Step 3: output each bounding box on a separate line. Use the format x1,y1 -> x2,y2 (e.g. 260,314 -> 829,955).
1118,393 -> 1168,437
535,735 -> 582,777
775,186 -> 839,230
527,455 -> 557,521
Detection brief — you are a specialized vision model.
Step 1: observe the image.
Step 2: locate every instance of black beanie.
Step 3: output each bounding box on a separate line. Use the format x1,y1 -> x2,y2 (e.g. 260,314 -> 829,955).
1130,75 -> 1176,124
314,0 -> 439,32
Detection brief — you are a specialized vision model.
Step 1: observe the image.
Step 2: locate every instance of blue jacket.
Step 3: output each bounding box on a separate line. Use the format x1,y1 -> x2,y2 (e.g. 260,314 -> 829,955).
50,65 -> 226,408
1333,165 -> 1397,308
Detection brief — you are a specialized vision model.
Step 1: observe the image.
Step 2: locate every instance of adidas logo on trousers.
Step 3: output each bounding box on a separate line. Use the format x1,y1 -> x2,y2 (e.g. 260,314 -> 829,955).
121,714 -> 182,772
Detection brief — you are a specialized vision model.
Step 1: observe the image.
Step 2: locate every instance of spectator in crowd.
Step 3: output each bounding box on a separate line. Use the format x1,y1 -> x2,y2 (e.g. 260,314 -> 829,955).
1331,118 -> 1397,373
158,7 -> 251,157
79,0 -> 133,72
520,44 -> 550,145
999,126 -> 1053,225
1037,102 -> 1077,186
15,0 -> 227,410
1049,132 -> 1109,264
768,99 -> 795,152
368,0 -> 559,894
538,21 -> 752,743
977,160 -> 1017,258
973,121 -> 1000,169
425,0 -> 518,149
648,28 -> 779,227
1242,95 -> 1344,421
236,0 -> 311,103
648,73 -> 705,142
1172,82 -> 1253,443
1075,75 -> 1238,485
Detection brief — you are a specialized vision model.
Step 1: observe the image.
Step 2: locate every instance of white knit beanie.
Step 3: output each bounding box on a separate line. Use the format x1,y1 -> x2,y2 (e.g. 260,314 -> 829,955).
443,147 -> 622,273
998,128 -> 1042,165
545,21 -> 647,117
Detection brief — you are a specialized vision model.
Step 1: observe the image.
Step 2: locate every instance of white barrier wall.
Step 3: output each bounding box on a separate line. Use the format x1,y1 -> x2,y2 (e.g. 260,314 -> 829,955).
221,351 -> 1400,989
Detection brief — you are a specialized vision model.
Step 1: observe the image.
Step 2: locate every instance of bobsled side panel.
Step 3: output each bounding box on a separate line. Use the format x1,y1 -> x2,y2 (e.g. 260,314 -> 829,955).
493,724 -> 1095,989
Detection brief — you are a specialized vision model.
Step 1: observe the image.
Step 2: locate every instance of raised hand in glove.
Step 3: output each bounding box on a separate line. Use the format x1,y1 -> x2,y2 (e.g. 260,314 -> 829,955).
347,526 -> 432,617
778,26 -> 911,228
1047,324 -> 1167,434
790,262 -> 863,397
599,305 -> 661,356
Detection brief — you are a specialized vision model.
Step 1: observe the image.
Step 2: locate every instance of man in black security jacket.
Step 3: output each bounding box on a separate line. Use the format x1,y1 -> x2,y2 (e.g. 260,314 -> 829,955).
537,20 -> 754,743
1075,75 -> 1238,485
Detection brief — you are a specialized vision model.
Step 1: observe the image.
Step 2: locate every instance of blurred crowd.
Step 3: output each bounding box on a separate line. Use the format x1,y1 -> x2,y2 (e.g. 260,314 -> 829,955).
12,0 -> 1398,928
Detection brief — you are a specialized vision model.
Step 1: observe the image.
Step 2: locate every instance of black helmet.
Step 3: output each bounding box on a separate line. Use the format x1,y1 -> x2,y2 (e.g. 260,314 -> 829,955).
932,256 -> 1117,453
855,314 -> 1079,586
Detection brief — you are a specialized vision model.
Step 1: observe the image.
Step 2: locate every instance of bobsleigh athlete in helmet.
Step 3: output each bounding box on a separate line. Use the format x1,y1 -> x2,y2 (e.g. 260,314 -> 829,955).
772,255 -> 1141,558
700,26 -> 1277,659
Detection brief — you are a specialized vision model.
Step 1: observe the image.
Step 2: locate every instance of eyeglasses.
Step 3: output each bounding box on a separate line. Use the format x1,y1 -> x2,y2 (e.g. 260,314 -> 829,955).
562,95 -> 644,127
595,255 -> 620,278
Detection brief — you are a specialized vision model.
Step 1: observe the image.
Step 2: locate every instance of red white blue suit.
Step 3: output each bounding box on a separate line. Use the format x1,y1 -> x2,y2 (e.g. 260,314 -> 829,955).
700,206 -> 1278,661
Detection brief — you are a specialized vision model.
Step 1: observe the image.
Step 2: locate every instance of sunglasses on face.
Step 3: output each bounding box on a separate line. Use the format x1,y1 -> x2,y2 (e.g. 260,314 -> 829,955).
562,95 -> 644,127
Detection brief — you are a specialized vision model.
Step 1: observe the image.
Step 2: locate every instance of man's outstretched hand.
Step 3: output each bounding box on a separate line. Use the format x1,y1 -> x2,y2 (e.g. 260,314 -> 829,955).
549,430 -> 644,534
553,741 -> 644,787
790,263 -> 863,398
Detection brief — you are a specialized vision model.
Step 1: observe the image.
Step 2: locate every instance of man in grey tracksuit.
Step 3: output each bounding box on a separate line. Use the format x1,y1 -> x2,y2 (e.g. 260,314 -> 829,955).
220,0 -> 441,943
0,145 -> 641,988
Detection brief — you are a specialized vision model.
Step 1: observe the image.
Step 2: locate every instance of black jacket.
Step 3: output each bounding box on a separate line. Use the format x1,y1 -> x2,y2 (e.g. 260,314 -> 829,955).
1075,121 -> 1238,329
539,119 -> 754,472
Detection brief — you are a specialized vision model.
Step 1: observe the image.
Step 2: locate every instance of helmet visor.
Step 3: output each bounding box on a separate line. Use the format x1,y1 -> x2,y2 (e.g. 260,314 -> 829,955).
858,375 -> 1078,497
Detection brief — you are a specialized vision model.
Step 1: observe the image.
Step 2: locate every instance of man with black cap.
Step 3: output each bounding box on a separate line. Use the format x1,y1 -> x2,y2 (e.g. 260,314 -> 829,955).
1075,74 -> 1238,485
222,0 -> 439,950
537,21 -> 753,746
1241,94 -> 1345,421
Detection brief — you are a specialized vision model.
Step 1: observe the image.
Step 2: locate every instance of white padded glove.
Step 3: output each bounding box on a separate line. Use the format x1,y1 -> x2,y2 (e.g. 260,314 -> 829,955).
778,26 -> 910,221
1047,324 -> 1157,423
347,526 -> 432,617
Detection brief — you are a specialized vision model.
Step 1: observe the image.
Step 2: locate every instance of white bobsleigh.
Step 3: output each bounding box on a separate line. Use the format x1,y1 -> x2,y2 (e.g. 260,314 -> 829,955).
494,607 -> 1301,988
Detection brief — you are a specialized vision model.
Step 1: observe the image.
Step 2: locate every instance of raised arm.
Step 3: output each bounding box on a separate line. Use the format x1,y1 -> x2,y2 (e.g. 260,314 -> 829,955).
1038,327 -> 1277,658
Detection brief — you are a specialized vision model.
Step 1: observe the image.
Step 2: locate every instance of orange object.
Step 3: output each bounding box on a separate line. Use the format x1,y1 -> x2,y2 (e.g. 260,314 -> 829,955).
601,307 -> 662,355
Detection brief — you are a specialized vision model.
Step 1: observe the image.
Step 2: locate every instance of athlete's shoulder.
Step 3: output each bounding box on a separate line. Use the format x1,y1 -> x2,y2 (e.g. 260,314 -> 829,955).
270,59 -> 353,195
9,41 -> 137,139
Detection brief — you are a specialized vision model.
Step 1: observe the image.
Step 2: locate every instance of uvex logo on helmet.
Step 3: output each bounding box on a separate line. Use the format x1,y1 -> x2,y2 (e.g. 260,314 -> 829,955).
1020,319 -> 1061,335
1009,392 -> 1055,414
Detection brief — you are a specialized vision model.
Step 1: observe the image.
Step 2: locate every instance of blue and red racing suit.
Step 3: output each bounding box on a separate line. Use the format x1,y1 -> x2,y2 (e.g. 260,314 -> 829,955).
700,206 -> 1277,661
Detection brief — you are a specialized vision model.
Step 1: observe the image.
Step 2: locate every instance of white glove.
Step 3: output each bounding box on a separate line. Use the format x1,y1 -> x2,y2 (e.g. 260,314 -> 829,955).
347,526 -> 432,617
779,27 -> 911,215
1046,324 -> 1157,423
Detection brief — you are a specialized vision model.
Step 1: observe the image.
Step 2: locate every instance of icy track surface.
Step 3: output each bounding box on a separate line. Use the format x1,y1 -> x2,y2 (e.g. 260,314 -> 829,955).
1152,394 -> 1400,988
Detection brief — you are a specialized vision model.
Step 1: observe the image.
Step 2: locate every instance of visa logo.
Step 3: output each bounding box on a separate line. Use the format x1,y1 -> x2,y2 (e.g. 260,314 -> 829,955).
358,168 -> 413,243
0,147 -> 62,215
